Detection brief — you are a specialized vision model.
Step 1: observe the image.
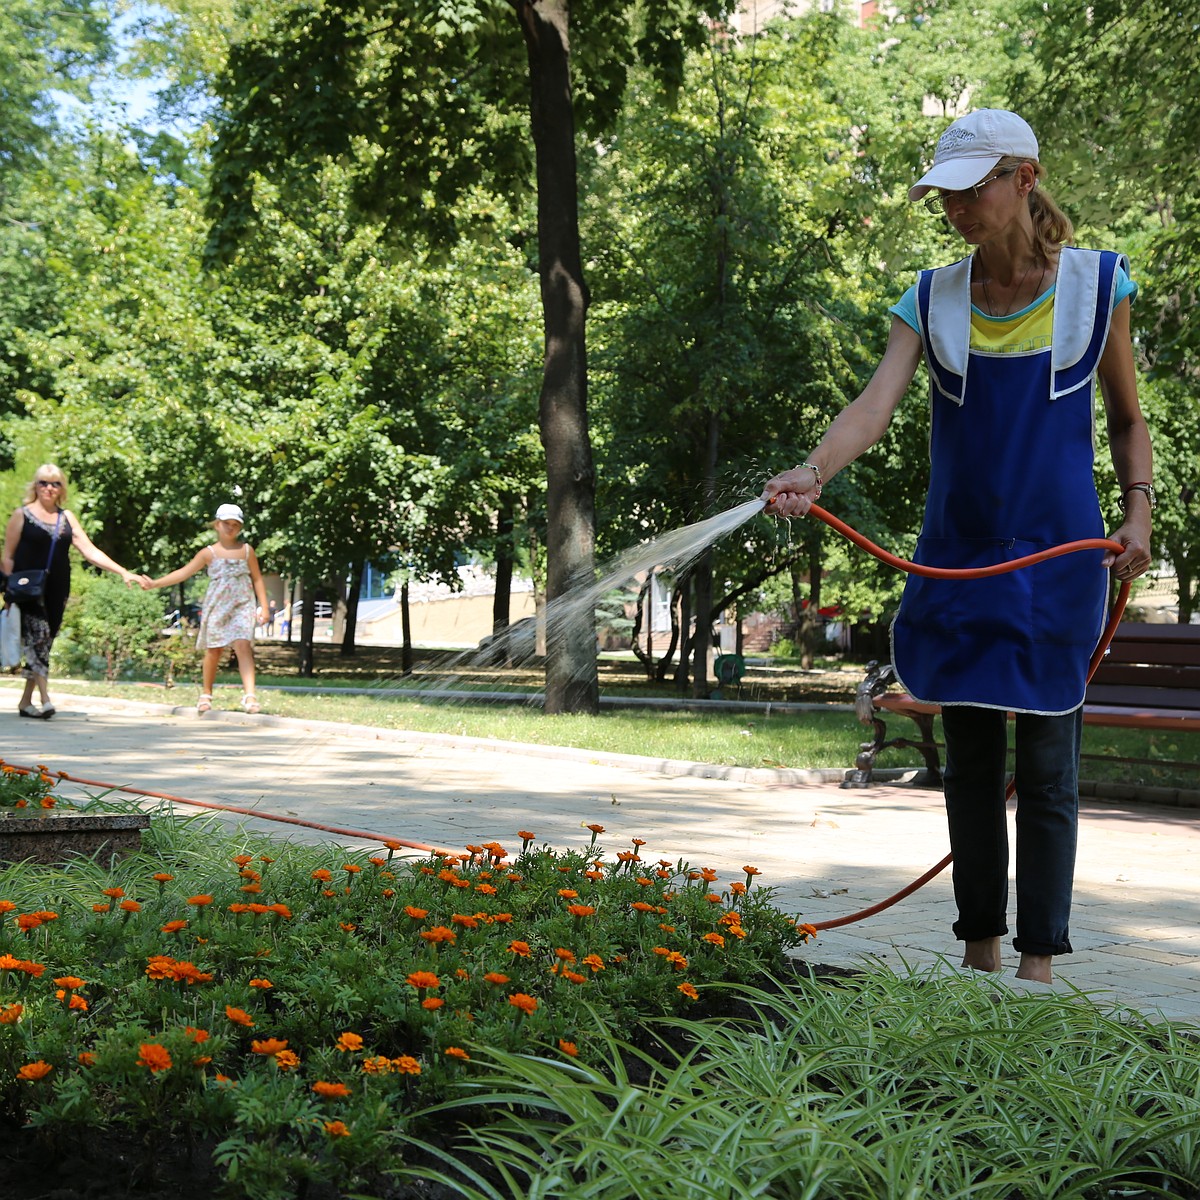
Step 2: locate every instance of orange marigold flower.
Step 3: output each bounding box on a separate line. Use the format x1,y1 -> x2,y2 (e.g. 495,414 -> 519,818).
251,1038 -> 289,1055
631,837 -> 647,847
248,978 -> 273,989
16,914 -> 42,932
584,869 -> 604,881
311,868 -> 332,882
232,854 -> 254,867
630,901 -> 656,913
566,904 -> 596,917
343,864 -> 361,875
445,1046 -> 470,1061
240,884 -> 263,895
339,922 -> 356,932
225,1005 -> 254,1027
702,932 -> 726,948
186,894 -> 213,907
508,992 -> 538,1015
275,1049 -> 302,1072
54,975 -> 85,990
361,1055 -> 392,1075
562,970 -> 587,985
455,968 -> 470,980
152,872 -> 174,883
382,888 -> 395,898
700,867 -> 719,883
475,883 -> 497,895
483,971 -> 510,985
421,997 -> 445,1010
678,982 -> 699,1001
336,1032 -> 364,1052
666,952 -> 688,970
450,913 -> 478,929
383,840 -> 402,851
92,903 -> 110,913
582,954 -> 605,973
586,824 -> 605,834
17,1061 -> 53,1081
312,1080 -> 352,1098
508,939 -> 531,957
269,903 -> 292,919
404,905 -> 428,920
420,926 -> 456,945
557,889 -> 579,900
324,1120 -> 351,1137
558,1040 -> 579,1057
517,829 -> 535,841
119,899 -> 141,912
742,865 -> 761,877
184,1027 -> 209,1043
78,1051 -> 96,1066
0,1003 -> 23,1024
704,894 -> 723,905
729,882 -> 747,896
554,948 -> 576,963
138,1043 -> 173,1072
161,919 -> 188,933
659,923 -> 676,933
391,1056 -> 422,1075
406,971 -> 441,991
101,887 -> 124,899
0,901 -> 15,914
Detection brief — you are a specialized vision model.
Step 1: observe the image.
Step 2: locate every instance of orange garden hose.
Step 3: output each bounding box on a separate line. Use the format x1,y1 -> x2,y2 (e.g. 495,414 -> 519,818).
800,501 -> 1131,931
4,503 -> 1133,935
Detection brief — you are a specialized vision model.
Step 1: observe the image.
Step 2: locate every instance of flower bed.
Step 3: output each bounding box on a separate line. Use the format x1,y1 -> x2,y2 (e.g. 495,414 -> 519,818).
0,767 -> 813,1198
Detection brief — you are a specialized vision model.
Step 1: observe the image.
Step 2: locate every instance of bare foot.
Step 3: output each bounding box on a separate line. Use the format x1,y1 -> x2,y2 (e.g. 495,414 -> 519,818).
1016,953 -> 1053,984
961,937 -> 1002,973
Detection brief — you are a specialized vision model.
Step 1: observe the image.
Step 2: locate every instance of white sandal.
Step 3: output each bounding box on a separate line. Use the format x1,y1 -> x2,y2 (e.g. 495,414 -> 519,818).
197,694 -> 213,713
241,694 -> 260,714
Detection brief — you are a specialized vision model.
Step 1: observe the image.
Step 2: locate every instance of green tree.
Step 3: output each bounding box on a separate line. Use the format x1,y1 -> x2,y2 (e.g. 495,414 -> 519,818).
204,0 -> 730,713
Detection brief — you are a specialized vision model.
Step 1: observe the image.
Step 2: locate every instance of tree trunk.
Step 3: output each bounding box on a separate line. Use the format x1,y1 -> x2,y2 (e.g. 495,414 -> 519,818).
515,0 -> 598,715
674,575 -> 692,695
493,501 -> 515,638
339,562 -> 363,657
298,581 -> 315,677
401,580 -> 413,675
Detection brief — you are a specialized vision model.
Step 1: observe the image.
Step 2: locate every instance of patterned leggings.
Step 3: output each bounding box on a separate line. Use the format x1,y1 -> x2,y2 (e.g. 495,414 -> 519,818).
20,609 -> 53,678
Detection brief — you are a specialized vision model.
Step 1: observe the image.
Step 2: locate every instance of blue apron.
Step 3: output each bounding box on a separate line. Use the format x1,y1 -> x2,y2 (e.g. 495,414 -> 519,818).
891,247 -> 1125,715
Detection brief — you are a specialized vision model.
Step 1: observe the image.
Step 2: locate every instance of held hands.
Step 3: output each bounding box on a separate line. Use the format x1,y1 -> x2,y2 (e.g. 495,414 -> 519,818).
760,465 -> 822,518
120,570 -> 153,589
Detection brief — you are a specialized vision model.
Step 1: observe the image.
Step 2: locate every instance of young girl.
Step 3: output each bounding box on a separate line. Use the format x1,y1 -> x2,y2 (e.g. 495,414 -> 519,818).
145,503 -> 270,713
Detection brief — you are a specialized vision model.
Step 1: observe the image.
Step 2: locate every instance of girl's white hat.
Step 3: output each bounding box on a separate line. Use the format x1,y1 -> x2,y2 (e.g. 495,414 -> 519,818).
214,503 -> 244,523
908,109 -> 1039,201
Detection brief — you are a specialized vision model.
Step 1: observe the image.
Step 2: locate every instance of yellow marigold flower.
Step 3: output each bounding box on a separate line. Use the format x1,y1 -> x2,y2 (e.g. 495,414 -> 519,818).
137,1043 -> 173,1072
275,1049 -> 301,1072
17,1061 -> 53,1081
404,905 -> 428,920
251,1038 -> 289,1055
508,992 -> 538,1015
678,982 -> 699,1001
312,1080 -> 351,1098
558,1040 -> 579,1057
336,1032 -> 364,1052
392,1056 -> 421,1075
225,1005 -> 254,1027
445,1046 -> 470,1061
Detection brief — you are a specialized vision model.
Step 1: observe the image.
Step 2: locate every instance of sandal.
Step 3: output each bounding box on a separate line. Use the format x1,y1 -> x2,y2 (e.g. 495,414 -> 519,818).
19,704 -> 42,719
241,694 -> 260,714
39,704 -> 55,720
197,694 -> 213,713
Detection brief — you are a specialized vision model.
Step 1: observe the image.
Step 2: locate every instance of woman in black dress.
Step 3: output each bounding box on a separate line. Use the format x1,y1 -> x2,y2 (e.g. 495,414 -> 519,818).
1,464 -> 144,718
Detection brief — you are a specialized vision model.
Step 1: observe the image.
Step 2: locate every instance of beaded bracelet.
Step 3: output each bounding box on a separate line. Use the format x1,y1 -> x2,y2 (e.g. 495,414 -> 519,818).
799,461 -> 823,492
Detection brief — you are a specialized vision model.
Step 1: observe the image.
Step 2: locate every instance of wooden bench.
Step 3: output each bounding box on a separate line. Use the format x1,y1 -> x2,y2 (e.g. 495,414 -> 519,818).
843,622 -> 1200,788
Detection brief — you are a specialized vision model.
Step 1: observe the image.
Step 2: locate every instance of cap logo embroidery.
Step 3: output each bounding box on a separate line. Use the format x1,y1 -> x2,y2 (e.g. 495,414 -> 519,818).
937,127 -> 976,156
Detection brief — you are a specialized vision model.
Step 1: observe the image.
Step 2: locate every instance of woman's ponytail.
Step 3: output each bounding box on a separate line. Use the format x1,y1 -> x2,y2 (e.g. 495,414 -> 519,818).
998,155 -> 1073,260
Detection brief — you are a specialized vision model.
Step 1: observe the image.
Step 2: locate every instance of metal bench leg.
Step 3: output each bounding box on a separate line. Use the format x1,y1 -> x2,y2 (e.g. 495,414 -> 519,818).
842,711 -> 944,789
842,716 -> 890,788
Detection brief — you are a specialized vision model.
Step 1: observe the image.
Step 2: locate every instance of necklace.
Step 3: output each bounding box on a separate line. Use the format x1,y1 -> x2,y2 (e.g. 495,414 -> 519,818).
980,258 -> 1046,317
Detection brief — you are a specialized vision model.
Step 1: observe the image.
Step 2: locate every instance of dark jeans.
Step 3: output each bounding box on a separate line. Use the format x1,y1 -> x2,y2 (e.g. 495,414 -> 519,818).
941,705 -> 1083,957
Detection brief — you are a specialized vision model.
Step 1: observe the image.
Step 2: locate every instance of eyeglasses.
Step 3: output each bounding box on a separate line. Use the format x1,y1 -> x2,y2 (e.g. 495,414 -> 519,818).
35,480 -> 63,489
923,168 -> 1016,215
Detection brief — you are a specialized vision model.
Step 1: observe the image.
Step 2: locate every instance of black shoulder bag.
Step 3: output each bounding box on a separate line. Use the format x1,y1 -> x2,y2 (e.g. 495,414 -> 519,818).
5,511 -> 62,605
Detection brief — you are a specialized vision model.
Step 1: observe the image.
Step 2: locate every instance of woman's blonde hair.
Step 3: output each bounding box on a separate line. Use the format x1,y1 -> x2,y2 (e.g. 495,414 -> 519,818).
22,463 -> 69,507
998,155 -> 1073,261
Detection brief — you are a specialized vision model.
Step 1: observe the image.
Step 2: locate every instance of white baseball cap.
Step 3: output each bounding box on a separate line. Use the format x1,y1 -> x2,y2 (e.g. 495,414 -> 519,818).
214,503 -> 244,523
908,109 -> 1039,201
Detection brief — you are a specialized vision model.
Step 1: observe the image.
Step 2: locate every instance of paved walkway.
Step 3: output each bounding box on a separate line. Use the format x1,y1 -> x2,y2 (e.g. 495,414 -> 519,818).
4,689 -> 1200,1022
